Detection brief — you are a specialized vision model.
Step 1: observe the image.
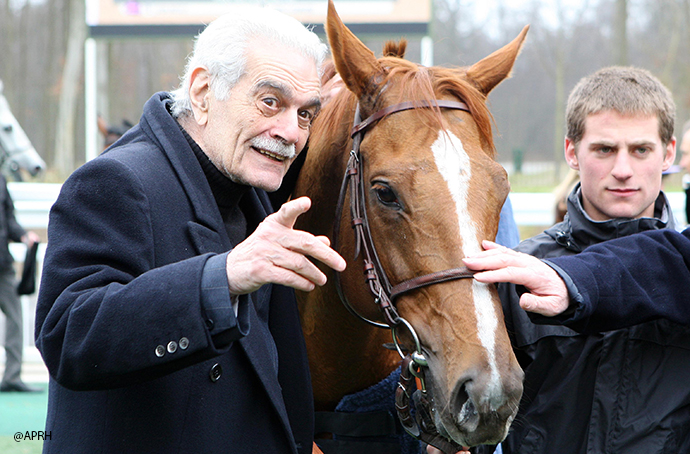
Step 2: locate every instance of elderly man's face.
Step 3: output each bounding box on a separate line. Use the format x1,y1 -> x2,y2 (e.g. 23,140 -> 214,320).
203,40 -> 321,191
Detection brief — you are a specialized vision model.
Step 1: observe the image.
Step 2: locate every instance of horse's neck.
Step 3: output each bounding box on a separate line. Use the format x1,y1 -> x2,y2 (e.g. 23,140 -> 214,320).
293,139 -> 401,411
299,282 -> 400,411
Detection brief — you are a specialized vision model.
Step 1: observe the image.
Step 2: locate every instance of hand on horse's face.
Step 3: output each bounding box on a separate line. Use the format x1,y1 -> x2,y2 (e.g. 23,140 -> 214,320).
225,197 -> 346,295
462,240 -> 570,317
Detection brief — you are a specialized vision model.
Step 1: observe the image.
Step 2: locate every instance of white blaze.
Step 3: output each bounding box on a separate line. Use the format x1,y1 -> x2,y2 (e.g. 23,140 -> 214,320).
430,130 -> 501,399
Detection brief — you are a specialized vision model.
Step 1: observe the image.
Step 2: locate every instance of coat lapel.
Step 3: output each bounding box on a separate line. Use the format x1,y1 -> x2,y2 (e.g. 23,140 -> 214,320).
240,296 -> 297,450
140,93 -> 227,237
143,96 -> 297,449
235,190 -> 298,450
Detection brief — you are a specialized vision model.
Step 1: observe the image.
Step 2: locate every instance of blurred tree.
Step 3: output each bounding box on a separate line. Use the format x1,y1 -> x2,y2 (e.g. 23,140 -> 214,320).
1,0 -> 690,181
54,0 -> 86,178
614,0 -> 628,65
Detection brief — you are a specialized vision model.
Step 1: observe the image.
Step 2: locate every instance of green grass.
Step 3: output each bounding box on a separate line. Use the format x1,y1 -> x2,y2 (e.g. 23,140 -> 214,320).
0,384 -> 47,454
0,436 -> 43,454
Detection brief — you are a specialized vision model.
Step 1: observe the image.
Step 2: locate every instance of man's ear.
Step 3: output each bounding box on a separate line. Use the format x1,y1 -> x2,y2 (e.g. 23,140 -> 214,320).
189,67 -> 211,126
564,137 -> 580,170
662,136 -> 677,171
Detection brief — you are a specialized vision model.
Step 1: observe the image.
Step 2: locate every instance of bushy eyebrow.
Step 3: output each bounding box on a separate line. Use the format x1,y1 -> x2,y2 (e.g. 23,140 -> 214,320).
627,140 -> 655,148
588,139 -> 656,149
253,79 -> 321,113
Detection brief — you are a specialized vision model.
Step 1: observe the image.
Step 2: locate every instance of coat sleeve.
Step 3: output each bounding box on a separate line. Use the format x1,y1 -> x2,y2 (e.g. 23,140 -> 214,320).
35,157 -> 245,391
542,228 -> 690,332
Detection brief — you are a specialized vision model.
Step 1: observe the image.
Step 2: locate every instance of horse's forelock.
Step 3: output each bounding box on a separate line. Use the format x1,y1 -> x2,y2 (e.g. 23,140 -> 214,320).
379,61 -> 496,155
383,40 -> 407,58
313,58 -> 496,156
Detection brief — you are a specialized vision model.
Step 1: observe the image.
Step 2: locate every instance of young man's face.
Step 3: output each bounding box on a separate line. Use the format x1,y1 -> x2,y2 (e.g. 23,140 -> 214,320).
565,110 -> 676,221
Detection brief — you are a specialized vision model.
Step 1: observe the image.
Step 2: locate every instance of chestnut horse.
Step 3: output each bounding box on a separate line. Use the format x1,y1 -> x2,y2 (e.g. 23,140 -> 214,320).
293,2 -> 527,451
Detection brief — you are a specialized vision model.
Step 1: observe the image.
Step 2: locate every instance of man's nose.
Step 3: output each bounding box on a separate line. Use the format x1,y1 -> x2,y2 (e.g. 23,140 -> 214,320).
270,109 -> 302,145
611,152 -> 634,180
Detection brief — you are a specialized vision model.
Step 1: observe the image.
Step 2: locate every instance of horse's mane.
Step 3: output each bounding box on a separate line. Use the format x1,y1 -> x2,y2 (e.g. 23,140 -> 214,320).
313,40 -> 496,156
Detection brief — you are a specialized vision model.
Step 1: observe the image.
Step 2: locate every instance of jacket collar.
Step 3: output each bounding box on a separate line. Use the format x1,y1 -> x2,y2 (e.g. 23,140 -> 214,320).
546,182 -> 675,252
138,93 -> 232,241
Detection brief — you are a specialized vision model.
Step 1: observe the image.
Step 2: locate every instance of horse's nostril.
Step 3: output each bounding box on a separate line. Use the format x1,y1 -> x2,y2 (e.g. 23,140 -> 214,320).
450,379 -> 472,420
457,397 -> 477,426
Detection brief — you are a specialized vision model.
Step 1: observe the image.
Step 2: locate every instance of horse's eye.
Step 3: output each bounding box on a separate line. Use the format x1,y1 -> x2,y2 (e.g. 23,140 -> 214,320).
2,125 -> 11,133
372,183 -> 401,209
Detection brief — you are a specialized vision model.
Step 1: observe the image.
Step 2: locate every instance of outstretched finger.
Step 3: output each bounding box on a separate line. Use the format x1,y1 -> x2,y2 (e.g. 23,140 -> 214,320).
470,266 -> 533,286
283,230 -> 346,272
316,235 -> 332,247
270,197 -> 312,229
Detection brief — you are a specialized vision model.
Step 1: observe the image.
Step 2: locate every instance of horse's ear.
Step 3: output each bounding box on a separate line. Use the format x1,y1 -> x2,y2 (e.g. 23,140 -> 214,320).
97,116 -> 109,137
326,0 -> 384,100
466,25 -> 529,96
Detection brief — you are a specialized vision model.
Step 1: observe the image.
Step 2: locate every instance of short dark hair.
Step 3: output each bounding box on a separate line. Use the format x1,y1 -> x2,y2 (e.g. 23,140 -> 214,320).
566,66 -> 675,146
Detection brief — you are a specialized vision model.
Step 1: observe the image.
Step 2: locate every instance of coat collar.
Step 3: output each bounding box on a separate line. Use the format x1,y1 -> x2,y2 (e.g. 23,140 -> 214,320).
546,182 -> 675,252
139,93 -> 230,240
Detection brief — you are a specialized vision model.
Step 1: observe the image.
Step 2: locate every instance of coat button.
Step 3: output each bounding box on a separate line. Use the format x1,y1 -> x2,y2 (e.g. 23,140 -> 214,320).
209,363 -> 222,382
179,337 -> 189,350
167,341 -> 178,354
155,345 -> 166,358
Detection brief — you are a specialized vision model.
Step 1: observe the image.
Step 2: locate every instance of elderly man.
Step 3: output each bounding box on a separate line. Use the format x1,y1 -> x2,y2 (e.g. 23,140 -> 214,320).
472,66 -> 689,454
35,7 -> 345,454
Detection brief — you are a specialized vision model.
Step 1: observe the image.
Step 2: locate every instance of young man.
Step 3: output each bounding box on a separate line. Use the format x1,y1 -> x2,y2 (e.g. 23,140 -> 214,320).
35,7 -> 346,454
477,66 -> 688,454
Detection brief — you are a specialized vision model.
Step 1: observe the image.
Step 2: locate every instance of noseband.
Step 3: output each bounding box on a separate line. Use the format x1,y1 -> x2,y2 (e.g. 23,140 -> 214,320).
332,99 -> 478,453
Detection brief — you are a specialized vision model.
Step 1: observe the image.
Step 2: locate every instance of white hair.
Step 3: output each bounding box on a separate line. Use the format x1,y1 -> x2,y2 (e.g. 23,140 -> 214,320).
170,7 -> 327,118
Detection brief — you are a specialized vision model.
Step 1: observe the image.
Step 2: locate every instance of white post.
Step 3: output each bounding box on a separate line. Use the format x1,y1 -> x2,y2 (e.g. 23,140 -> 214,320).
421,36 -> 433,67
85,37 -> 98,162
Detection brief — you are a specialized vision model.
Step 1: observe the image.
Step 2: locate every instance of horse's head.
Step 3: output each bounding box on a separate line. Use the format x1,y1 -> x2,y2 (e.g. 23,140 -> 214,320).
98,116 -> 134,151
314,1 -> 526,447
0,80 -> 45,180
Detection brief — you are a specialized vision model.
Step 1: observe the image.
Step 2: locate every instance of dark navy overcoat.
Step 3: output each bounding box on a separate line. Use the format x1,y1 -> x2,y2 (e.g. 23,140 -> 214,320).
35,93 -> 314,454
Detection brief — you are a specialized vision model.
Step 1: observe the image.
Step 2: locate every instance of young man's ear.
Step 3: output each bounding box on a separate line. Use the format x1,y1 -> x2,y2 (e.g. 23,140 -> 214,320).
564,137 -> 580,170
189,67 -> 211,126
661,137 -> 677,171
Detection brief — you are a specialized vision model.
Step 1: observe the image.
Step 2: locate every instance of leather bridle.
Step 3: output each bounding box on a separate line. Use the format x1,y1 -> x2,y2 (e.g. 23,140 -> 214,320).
332,99 -> 479,453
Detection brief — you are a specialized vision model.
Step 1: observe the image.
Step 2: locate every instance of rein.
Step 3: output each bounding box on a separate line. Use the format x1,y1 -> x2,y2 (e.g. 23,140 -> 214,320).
332,99 -> 476,454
